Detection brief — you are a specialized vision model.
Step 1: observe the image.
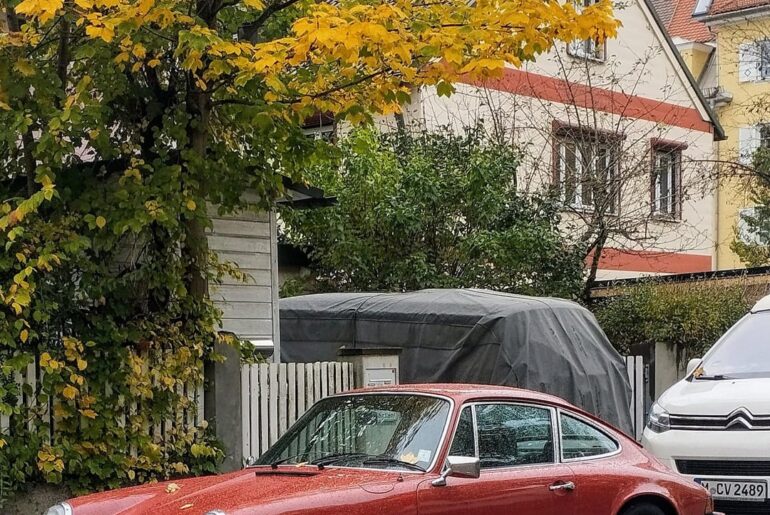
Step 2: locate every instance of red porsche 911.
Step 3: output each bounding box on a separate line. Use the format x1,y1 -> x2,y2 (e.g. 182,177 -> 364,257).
47,385 -> 721,515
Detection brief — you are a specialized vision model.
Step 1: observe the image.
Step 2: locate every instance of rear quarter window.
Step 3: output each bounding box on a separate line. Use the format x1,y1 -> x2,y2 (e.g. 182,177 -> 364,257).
560,413 -> 618,460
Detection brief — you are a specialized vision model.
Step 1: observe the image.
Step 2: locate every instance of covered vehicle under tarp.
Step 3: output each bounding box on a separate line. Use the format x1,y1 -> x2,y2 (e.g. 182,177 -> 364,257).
280,289 -> 633,433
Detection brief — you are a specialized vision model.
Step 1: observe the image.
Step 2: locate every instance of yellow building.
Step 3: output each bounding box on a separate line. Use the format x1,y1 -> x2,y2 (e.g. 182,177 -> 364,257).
655,0 -> 770,269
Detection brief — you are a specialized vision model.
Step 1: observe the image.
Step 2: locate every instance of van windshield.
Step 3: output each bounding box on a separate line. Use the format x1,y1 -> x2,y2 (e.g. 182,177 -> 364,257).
699,312 -> 770,379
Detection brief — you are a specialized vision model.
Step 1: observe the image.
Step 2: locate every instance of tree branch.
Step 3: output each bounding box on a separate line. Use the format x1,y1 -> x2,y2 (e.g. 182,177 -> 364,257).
240,0 -> 302,42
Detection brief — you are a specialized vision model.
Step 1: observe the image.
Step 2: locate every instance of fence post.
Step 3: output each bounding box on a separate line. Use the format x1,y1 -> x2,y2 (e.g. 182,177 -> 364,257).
204,340 -> 243,472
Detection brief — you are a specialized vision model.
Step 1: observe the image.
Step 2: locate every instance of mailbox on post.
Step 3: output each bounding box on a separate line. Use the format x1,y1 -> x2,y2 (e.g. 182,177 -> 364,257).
338,347 -> 401,387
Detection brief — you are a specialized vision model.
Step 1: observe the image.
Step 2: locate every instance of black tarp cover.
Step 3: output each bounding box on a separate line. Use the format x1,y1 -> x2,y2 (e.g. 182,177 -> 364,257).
280,289 -> 633,433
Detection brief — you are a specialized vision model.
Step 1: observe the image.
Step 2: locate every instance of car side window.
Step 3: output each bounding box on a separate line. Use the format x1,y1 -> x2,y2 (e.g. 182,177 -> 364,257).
475,404 -> 554,469
448,407 -> 475,457
560,413 -> 618,460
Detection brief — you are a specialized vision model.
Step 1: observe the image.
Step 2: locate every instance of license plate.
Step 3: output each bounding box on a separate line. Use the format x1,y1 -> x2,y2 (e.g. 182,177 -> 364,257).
696,479 -> 768,501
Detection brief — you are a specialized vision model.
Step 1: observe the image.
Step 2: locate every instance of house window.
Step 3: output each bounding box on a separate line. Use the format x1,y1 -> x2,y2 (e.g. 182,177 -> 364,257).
652,145 -> 682,219
568,0 -> 606,62
302,124 -> 335,141
554,129 -> 619,213
739,123 -> 770,165
739,40 -> 770,82
302,112 -> 336,141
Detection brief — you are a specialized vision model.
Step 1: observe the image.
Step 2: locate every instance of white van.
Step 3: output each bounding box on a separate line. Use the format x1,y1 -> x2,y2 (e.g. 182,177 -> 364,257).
642,294 -> 770,514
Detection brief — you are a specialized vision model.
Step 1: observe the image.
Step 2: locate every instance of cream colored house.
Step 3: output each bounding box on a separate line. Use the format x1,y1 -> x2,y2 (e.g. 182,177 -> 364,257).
393,0 -> 724,280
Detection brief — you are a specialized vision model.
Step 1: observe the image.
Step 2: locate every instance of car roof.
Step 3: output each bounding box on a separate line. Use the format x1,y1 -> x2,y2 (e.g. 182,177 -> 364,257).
343,383 -> 573,407
336,383 -> 635,442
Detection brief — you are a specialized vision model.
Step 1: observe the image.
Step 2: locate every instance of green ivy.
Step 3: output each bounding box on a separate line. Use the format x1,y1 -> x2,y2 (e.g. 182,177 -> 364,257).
0,167 -> 233,495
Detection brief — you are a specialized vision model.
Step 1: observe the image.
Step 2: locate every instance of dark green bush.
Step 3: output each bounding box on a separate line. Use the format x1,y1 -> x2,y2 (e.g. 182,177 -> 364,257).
594,280 -> 751,361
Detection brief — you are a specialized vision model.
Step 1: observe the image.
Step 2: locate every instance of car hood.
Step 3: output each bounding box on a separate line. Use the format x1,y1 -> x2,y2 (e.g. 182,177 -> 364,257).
67,466 -> 418,515
659,376 -> 770,416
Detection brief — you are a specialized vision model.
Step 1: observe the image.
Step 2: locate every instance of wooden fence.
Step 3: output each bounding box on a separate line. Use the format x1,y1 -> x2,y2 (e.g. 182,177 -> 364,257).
0,359 -> 204,451
240,361 -> 355,460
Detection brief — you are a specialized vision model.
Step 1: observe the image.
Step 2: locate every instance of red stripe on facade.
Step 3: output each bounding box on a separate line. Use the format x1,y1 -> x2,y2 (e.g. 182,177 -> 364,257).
587,248 -> 712,274
461,68 -> 713,134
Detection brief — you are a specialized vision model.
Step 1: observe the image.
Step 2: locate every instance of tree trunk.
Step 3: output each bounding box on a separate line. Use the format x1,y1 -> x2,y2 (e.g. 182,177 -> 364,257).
183,86 -> 211,299
582,229 -> 608,303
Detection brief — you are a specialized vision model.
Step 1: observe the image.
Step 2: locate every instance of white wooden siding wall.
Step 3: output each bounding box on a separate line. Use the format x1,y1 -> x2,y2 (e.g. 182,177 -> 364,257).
626,355 -> 645,441
208,208 -> 278,345
240,361 -> 355,460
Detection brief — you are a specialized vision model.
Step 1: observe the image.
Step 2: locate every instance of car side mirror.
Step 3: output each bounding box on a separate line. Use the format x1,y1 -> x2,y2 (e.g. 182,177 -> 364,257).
686,358 -> 702,377
431,456 -> 481,487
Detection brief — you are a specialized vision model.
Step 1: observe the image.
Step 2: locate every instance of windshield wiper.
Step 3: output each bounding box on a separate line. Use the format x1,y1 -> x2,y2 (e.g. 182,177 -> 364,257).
694,373 -> 732,380
268,454 -> 310,468
361,456 -> 426,472
268,452 -> 367,468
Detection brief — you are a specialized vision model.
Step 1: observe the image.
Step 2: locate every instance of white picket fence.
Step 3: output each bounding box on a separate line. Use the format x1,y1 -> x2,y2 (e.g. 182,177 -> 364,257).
240,361 -> 355,460
625,355 -> 646,441
0,359 -> 205,450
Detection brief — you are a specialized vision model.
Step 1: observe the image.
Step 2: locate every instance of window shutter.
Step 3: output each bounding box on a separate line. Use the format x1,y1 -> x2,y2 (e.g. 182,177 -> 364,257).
739,42 -> 761,83
739,126 -> 761,165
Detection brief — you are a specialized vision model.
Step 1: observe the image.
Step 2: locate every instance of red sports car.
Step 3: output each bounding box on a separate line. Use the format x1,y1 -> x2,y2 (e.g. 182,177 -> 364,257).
47,385 -> 721,515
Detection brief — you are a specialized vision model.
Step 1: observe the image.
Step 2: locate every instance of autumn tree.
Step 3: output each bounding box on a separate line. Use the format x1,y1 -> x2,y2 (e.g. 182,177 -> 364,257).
0,0 -> 619,494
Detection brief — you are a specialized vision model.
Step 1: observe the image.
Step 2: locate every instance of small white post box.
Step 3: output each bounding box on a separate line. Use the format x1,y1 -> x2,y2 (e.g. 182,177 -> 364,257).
338,347 -> 401,387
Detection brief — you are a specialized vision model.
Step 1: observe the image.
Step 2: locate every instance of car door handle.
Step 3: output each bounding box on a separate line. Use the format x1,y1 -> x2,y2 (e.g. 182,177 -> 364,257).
548,481 -> 575,492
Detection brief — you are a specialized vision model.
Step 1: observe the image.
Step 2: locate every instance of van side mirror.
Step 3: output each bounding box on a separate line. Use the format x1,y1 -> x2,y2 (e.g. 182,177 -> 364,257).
431,456 -> 481,487
686,358 -> 702,377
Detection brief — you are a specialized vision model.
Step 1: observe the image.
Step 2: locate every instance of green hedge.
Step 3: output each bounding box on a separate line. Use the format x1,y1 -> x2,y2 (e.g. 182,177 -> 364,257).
593,280 -> 751,361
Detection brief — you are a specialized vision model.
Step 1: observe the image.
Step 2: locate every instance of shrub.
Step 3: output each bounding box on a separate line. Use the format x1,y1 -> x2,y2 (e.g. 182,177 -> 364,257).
594,280 -> 751,362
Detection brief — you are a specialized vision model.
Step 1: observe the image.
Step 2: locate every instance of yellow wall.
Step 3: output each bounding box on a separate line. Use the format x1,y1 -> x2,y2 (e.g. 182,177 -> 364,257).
711,18 -> 770,269
679,46 -> 712,80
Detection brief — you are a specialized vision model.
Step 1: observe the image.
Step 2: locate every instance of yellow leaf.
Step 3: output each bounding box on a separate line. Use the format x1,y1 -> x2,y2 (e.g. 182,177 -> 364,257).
40,352 -> 51,367
171,462 -> 189,474
0,438 -> 6,448
20,329 -> 29,343
14,60 -> 36,77
62,385 -> 78,400
128,469 -> 136,480
77,358 -> 87,371
54,404 -> 69,418
243,0 -> 264,9
186,200 -> 196,211
148,59 -> 161,68
79,408 -> 97,419
95,216 -> 106,229
132,44 -> 147,59
166,482 -> 181,493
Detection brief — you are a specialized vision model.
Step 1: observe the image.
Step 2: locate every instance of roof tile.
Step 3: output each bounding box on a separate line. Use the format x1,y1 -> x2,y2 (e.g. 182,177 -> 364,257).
668,0 -> 714,42
708,0 -> 770,16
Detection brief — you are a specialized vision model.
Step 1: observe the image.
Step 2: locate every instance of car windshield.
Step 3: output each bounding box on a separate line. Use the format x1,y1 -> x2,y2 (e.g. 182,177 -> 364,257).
699,312 -> 770,379
257,394 -> 450,471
